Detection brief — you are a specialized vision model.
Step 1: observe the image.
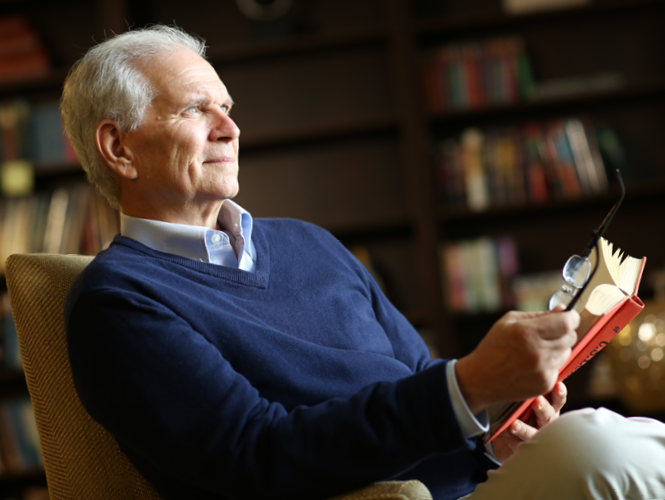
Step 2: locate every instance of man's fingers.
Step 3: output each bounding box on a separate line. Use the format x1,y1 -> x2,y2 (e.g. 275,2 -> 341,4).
510,419 -> 538,442
534,310 -> 580,341
549,382 -> 567,413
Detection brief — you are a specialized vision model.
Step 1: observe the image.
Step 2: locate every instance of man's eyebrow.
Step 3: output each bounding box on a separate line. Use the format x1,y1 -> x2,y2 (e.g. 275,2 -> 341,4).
181,95 -> 234,108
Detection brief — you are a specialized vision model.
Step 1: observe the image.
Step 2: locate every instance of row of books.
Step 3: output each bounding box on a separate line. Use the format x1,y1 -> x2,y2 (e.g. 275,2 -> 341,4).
1,98 -> 78,169
434,117 -> 611,211
422,36 -> 535,113
0,15 -> 50,84
512,269 -> 564,312
0,183 -> 120,274
0,397 -> 42,474
439,236 -> 519,313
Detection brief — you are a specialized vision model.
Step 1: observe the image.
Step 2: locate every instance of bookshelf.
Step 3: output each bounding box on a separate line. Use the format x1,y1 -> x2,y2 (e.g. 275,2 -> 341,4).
1,0 -> 665,495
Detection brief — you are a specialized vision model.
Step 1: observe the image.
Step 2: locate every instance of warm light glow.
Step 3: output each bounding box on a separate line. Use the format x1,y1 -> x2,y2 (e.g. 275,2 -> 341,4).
618,329 -> 633,346
638,322 -> 657,342
656,333 -> 665,347
651,348 -> 664,362
638,355 -> 651,369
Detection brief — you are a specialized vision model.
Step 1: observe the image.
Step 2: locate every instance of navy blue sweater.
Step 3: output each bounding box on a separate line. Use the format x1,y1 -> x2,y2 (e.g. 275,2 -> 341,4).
65,218 -> 493,500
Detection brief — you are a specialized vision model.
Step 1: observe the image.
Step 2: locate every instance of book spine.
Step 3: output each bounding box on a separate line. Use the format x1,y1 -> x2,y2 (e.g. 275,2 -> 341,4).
560,295 -> 645,381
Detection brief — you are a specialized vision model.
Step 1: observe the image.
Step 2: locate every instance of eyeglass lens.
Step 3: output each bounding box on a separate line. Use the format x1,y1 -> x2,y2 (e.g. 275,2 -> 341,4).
548,255 -> 593,310
563,255 -> 591,288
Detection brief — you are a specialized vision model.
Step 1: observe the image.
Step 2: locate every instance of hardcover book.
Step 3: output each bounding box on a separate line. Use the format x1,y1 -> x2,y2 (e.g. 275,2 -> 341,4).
485,237 -> 646,443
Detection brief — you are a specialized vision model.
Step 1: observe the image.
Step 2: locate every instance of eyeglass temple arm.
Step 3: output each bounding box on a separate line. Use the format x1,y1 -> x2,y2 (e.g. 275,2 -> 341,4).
581,169 -> 625,258
566,230 -> 601,312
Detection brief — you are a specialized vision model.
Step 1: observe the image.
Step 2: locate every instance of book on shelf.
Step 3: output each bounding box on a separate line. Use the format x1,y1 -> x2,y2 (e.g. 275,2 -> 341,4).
0,397 -> 43,473
440,236 -> 518,314
0,15 -> 50,84
435,117 -> 610,211
0,99 -> 78,171
485,237 -> 646,444
422,36 -> 535,113
0,184 -> 120,273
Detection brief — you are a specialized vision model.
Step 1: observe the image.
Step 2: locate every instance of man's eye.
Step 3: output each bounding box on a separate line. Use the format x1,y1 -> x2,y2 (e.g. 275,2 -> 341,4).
185,107 -> 197,114
221,104 -> 230,114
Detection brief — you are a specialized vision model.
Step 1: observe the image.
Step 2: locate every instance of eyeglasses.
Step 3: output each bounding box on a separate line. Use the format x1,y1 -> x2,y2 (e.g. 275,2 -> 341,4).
548,169 -> 625,312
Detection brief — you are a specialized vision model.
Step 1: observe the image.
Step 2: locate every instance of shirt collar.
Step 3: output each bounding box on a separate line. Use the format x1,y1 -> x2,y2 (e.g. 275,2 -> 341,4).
120,200 -> 255,270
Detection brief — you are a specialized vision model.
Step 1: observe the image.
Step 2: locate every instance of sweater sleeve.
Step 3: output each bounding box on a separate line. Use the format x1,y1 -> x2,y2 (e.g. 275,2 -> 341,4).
348,251 -> 440,373
66,284 -> 477,500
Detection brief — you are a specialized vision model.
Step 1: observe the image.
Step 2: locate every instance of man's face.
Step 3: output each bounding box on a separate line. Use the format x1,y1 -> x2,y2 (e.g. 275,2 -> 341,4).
121,47 -> 240,220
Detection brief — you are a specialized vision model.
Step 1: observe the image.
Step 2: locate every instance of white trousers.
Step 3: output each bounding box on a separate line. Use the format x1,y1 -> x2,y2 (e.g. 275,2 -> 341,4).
466,408 -> 665,500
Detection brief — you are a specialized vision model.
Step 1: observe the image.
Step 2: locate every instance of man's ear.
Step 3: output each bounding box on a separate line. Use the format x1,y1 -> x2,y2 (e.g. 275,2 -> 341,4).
95,120 -> 138,180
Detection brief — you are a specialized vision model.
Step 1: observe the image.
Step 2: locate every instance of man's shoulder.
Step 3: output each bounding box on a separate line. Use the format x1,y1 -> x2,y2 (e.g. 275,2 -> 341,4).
80,236 -> 160,282
254,217 -> 336,241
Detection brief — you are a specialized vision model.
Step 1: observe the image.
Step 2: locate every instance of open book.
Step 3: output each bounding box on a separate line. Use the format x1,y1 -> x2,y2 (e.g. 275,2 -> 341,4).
484,237 -> 646,444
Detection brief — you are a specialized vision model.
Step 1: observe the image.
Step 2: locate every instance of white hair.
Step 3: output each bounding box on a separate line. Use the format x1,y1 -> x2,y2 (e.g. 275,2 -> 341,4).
60,25 -> 207,210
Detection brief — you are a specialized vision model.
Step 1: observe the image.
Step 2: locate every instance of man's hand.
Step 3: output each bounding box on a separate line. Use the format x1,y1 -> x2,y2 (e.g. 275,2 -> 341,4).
455,307 -> 579,415
491,382 -> 567,462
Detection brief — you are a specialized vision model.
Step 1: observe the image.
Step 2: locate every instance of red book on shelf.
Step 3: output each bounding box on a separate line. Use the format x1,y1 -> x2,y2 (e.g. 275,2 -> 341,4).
485,237 -> 646,444
0,49 -> 49,83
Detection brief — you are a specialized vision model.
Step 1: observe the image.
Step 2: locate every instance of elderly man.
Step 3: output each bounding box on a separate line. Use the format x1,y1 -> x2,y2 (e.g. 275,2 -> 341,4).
62,26 -> 665,500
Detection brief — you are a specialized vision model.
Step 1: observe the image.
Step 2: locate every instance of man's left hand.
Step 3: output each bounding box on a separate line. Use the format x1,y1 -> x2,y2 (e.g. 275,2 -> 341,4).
491,381 -> 567,463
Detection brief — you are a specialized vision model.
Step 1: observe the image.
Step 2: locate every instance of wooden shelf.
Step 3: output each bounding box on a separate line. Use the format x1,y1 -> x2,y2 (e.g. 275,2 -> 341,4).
438,177 -> 665,225
428,78 -> 665,129
416,0 -> 665,38
241,114 -> 399,151
0,67 -> 70,97
207,28 -> 386,64
0,468 -> 47,493
0,370 -> 28,400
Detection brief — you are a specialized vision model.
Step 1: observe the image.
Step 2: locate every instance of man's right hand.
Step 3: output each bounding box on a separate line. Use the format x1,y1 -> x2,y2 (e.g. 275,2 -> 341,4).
454,307 -> 580,416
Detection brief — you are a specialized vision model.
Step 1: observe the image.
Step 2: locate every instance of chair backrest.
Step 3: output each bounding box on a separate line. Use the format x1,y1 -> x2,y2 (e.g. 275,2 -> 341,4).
5,253 -> 163,500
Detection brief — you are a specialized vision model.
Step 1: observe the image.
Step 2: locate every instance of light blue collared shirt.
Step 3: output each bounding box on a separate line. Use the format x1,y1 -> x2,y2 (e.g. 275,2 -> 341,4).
119,200 -> 495,460
120,199 -> 256,272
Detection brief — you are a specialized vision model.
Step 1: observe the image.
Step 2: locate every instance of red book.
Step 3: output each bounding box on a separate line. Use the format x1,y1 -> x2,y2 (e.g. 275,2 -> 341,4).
485,237 -> 646,444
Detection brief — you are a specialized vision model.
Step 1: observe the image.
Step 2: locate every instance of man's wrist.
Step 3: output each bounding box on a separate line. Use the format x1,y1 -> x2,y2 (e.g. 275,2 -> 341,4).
454,355 -> 490,416
446,360 -> 489,439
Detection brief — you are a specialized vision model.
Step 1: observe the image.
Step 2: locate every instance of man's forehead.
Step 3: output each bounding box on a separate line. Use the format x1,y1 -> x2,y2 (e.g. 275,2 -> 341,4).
140,49 -> 230,99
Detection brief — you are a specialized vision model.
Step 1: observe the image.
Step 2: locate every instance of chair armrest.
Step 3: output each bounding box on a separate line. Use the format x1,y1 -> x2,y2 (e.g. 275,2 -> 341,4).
328,481 -> 432,500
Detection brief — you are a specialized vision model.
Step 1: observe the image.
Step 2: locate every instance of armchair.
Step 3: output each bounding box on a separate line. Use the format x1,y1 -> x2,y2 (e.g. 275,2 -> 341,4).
5,253 -> 431,500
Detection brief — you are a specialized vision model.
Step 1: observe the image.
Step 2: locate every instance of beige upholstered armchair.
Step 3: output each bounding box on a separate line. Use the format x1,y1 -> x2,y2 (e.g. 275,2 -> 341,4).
5,253 -> 432,500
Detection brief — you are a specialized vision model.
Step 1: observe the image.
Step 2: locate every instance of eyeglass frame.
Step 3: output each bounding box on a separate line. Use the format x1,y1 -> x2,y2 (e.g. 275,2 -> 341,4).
550,168 -> 625,312
561,230 -> 600,312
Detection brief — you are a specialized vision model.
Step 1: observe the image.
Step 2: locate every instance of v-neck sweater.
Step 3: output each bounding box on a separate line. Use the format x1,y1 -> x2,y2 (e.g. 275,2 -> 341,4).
65,217 -> 493,500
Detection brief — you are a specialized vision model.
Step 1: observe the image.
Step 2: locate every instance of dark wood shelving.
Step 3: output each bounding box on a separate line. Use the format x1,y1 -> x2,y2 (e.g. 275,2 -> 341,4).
241,114 -> 399,152
438,177 -> 665,224
208,28 -> 386,64
0,369 -> 27,399
0,67 -> 69,97
428,78 -> 665,130
0,468 -> 47,494
416,0 -> 665,38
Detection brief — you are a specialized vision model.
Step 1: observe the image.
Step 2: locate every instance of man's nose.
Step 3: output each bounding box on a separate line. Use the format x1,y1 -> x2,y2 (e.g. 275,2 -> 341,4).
211,111 -> 240,141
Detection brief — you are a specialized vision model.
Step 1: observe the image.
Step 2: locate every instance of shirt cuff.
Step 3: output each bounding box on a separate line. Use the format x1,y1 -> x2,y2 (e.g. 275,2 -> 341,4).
446,360 -> 489,439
